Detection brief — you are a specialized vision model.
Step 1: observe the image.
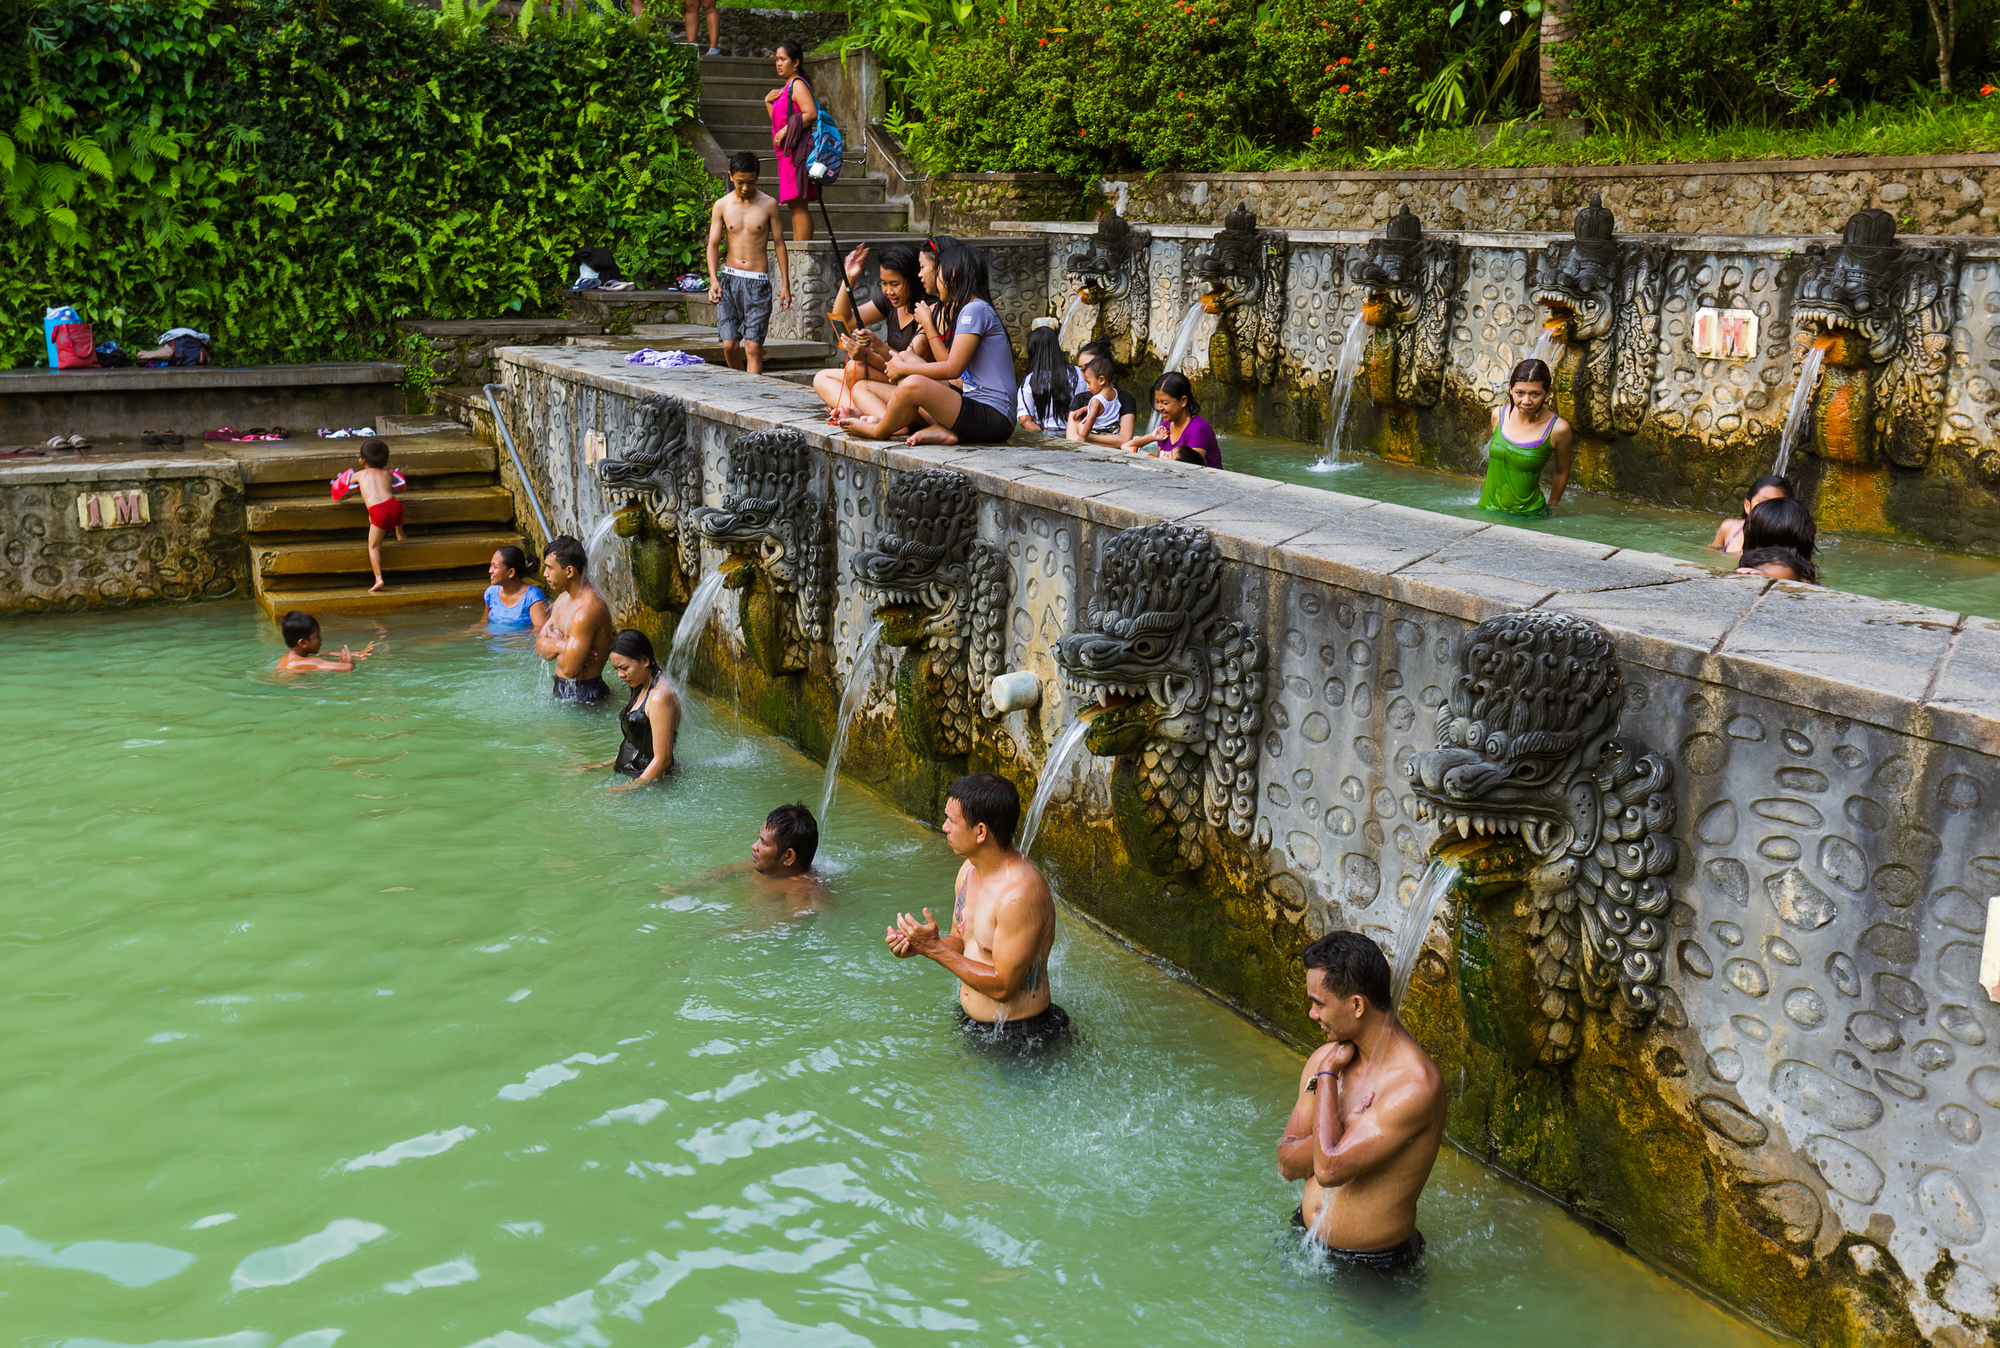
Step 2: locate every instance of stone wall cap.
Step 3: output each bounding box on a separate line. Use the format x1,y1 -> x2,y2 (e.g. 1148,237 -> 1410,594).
0,362 -> 404,394
1085,152 -> 2000,185
0,449 -> 243,489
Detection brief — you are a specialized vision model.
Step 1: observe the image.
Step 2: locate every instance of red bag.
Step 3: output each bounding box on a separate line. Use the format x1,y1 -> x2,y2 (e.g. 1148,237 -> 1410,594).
53,323 -> 98,369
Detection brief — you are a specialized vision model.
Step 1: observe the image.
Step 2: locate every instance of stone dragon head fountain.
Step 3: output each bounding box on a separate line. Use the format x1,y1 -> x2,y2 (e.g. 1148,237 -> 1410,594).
1053,523 -> 1266,875
1190,202 -> 1291,387
1407,610 -> 1677,1067
849,468 -> 1010,760
1352,205 -> 1460,411
1064,210 -> 1152,368
1531,195 -> 1668,440
1791,207 -> 1958,469
689,428 -> 831,677
595,393 -> 700,611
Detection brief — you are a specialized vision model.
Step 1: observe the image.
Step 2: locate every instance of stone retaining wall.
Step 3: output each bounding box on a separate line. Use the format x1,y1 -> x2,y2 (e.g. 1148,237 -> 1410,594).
496,343 -> 2000,1348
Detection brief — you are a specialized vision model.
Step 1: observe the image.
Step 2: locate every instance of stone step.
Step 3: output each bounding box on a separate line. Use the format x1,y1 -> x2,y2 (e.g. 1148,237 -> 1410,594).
700,75 -> 784,100
253,529 -> 522,580
258,576 -> 491,616
227,432 -> 495,485
702,97 -> 794,127
699,55 -> 788,79
247,484 -> 515,533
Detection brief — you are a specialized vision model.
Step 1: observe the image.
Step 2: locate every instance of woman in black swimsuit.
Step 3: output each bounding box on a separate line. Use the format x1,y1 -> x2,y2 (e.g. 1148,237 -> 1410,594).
813,242 -> 934,414
578,629 -> 682,790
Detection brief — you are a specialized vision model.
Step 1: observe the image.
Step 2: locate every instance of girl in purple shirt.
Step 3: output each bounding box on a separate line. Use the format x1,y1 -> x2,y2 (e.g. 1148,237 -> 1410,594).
1120,372 -> 1220,467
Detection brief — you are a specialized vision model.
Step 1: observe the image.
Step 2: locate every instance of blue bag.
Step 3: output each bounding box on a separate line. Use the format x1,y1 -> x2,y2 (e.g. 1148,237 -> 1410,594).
44,307 -> 80,368
806,112 -> 844,186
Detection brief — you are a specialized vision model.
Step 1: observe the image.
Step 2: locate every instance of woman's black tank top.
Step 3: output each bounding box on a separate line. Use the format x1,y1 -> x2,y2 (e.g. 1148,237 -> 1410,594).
884,308 -> 919,353
615,671 -> 670,777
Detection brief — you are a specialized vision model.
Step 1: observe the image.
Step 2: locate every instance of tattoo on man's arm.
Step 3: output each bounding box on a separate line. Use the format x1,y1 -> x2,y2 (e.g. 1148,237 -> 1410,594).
952,880 -> 966,936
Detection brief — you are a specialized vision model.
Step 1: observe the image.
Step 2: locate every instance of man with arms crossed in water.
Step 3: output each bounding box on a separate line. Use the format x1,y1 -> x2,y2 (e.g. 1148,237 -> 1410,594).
885,774 -> 1067,1047
1278,931 -> 1447,1270
706,151 -> 792,375
535,535 -> 616,703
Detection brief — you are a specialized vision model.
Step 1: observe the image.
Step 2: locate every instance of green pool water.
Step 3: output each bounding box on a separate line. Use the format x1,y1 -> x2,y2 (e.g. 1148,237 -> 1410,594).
1,604 -> 1780,1347
1225,434 -> 2000,619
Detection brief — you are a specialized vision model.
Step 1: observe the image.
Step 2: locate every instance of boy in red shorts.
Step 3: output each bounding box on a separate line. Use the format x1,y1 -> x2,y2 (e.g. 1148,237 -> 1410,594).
353,439 -> 406,592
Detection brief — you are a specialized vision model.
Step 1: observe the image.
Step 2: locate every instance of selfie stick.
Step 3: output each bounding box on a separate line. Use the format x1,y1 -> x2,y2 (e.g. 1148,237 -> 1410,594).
809,166 -> 858,342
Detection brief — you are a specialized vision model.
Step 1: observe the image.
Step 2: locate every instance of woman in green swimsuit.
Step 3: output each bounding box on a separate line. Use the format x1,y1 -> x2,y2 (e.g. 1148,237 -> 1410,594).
1477,358 -> 1573,516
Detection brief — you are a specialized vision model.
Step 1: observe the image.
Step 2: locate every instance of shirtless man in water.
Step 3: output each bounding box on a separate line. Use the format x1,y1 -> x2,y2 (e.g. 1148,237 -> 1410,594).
675,803 -> 830,917
885,774 -> 1067,1047
706,151 -> 792,375
1277,931 -> 1447,1271
534,535 -> 615,703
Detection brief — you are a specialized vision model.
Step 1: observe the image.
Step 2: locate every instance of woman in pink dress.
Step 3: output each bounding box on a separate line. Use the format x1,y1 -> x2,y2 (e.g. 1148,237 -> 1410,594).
764,41 -> 819,242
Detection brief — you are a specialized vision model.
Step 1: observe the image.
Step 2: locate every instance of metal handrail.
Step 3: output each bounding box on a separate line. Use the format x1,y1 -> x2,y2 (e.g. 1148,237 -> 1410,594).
482,382 -> 553,549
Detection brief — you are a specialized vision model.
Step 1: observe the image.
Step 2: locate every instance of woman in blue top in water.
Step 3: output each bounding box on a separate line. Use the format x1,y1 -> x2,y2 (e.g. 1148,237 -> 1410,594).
479,545 -> 549,630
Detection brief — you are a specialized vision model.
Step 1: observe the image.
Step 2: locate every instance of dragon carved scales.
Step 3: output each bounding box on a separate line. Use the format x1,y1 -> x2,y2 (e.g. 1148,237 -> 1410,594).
1064,210 -> 1152,368
1191,202 -> 1291,386
1353,204 -> 1460,408
1531,194 -> 1667,438
1790,207 -> 1958,468
850,468 -> 1010,760
1408,611 -> 1677,1065
596,393 -> 702,608
1054,523 -> 1265,876
689,428 -> 831,675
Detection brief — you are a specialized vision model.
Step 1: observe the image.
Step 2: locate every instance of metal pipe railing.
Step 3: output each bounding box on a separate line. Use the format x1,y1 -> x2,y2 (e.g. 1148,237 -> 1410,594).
482,382 -> 553,549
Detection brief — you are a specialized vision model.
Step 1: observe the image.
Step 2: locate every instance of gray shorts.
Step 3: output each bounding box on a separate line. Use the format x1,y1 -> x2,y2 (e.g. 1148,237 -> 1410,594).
716,270 -> 773,344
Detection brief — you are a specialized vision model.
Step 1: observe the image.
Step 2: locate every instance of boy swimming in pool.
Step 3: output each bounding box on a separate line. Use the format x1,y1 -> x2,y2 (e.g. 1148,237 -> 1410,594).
275,610 -> 373,672
672,803 -> 829,916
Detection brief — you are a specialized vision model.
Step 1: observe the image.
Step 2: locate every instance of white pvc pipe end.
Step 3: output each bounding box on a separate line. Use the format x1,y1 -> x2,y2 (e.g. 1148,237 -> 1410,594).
989,670 -> 1042,713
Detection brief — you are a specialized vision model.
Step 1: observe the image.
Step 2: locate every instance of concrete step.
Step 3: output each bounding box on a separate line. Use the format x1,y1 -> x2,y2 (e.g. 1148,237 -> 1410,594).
700,75 -> 784,100
254,529 -> 523,580
258,576 -> 492,616
702,97 -> 793,127
227,432 -> 495,486
247,484 -> 515,533
700,56 -> 786,79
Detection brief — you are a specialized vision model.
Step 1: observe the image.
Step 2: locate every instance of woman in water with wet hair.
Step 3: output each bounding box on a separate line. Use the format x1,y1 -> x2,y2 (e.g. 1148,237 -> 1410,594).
578,630 -> 683,790
478,546 -> 549,631
1478,358 -> 1573,515
1735,496 -> 1820,583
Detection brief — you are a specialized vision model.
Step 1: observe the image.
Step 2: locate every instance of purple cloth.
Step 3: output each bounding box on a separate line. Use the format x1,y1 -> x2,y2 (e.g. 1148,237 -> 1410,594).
624,348 -> 706,368
1166,415 -> 1220,468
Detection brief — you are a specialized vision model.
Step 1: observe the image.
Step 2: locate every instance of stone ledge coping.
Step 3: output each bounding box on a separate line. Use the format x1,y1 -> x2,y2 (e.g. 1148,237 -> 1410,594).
0,362 -> 404,394
498,345 -> 2000,758
0,448 -> 242,489
936,153 -> 2000,185
990,218 -> 2000,257
397,320 -> 598,337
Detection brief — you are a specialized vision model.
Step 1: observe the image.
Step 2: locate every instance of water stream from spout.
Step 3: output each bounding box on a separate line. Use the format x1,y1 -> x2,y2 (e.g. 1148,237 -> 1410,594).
1018,720 -> 1092,855
1529,329 -> 1566,369
666,571 -> 728,688
818,622 -> 887,822
1389,855 -> 1465,1011
1148,302 -> 1210,433
1057,293 -> 1095,352
1313,311 -> 1374,469
583,511 -> 619,578
1774,342 -> 1828,480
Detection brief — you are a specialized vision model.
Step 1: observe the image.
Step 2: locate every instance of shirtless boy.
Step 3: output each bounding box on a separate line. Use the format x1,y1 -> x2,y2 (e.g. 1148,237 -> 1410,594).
885,774 -> 1066,1047
354,439 -> 405,592
1277,931 -> 1446,1271
275,610 -> 373,673
534,535 -> 615,703
677,803 -> 829,917
706,151 -> 793,375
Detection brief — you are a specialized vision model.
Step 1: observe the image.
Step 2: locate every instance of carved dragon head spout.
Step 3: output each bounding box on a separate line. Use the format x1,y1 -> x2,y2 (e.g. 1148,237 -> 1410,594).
1407,610 -> 1676,1065
1351,205 -> 1460,409
690,428 -> 830,675
1787,209 -> 1958,470
849,468 -> 1008,759
595,393 -> 699,609
1533,194 -> 1621,344
1192,202 -> 1265,315
1054,523 -> 1264,875
1066,210 -> 1145,306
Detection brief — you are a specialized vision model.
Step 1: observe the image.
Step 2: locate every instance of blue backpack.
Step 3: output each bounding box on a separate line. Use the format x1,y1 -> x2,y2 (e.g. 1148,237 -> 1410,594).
806,111 -> 844,186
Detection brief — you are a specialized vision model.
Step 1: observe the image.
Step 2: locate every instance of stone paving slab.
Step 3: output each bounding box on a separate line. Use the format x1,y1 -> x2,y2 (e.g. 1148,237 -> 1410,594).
1716,582 -> 1962,729
1277,503 -> 1484,594
1919,617 -> 2000,756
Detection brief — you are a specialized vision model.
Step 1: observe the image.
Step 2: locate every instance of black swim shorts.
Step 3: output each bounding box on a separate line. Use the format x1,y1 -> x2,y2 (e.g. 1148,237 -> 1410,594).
1290,1208 -> 1427,1272
948,395 -> 1015,445
553,675 -> 611,704
958,1002 -> 1070,1051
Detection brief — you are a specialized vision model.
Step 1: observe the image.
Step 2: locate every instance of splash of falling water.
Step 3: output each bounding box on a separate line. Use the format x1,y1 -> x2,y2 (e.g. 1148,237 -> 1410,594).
665,571 -> 728,688
1313,311 -> 1374,469
1774,342 -> 1828,480
1057,293 -> 1095,351
1018,720 -> 1092,855
1529,328 -> 1566,368
583,511 -> 619,578
818,622 -> 887,822
1390,856 -> 1464,1011
1147,302 -> 1210,433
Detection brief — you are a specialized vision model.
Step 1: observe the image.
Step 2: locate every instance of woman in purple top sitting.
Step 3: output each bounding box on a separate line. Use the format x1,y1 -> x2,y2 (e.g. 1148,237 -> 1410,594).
1120,372 -> 1220,467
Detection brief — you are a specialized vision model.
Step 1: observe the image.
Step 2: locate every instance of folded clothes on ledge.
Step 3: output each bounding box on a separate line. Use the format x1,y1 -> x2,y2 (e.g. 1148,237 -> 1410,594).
623,349 -> 706,368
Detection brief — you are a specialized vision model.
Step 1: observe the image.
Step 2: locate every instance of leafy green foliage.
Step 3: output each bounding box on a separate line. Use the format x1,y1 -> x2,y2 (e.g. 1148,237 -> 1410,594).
1,0 -> 710,368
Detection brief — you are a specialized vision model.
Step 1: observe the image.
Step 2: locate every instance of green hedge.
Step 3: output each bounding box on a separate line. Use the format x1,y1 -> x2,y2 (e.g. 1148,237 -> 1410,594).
1,0 -> 712,368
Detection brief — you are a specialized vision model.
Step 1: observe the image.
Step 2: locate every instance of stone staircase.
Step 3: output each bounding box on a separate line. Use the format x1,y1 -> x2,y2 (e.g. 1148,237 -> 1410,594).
699,55 -> 908,236
234,431 -> 522,615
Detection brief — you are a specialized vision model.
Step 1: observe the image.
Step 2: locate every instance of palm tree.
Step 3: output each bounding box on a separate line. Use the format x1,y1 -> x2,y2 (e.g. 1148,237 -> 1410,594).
1538,0 -> 1576,118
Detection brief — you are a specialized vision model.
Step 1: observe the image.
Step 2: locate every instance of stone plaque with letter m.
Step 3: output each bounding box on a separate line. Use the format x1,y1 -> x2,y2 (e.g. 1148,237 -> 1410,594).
76,489 -> 151,530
